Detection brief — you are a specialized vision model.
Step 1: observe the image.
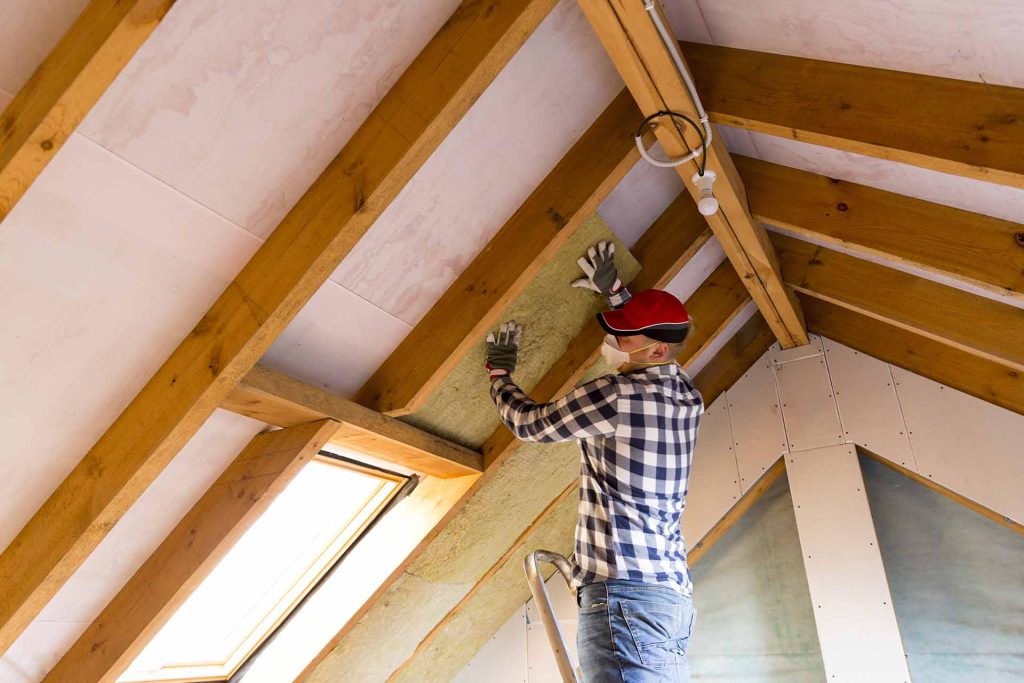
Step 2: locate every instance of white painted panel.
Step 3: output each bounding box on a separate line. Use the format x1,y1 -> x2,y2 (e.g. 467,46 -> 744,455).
684,300 -> 756,377
822,339 -> 917,469
786,445 -> 910,682
261,281 -> 412,398
82,0 -> 462,239
0,0 -> 89,94
332,0 -> 623,324
726,353 -> 787,491
770,333 -> 824,365
0,133 -> 261,552
774,353 -> 845,452
682,398 -> 741,545
892,368 -> 1024,524
663,237 -> 725,304
598,152 -> 683,249
1,410 -> 266,677
454,606 -> 528,683
0,620 -> 89,683
526,573 -> 579,683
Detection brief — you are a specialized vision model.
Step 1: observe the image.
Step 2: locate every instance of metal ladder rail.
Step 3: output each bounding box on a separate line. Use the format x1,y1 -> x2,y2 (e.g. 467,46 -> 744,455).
524,549 -> 582,683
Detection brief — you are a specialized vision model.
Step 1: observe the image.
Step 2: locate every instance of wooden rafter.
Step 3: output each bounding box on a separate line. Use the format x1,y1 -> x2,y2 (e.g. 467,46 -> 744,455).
737,156 -> 1024,304
0,0 -> 558,654
221,365 -> 483,477
0,0 -> 175,221
685,42 -> 1024,189
772,232 -> 1024,373
800,295 -> 1024,417
355,89 -> 644,415
576,0 -> 808,349
43,420 -> 339,683
691,311 -> 774,407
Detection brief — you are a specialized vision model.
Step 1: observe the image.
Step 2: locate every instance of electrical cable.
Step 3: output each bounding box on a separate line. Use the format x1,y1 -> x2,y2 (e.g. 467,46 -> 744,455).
634,110 -> 708,174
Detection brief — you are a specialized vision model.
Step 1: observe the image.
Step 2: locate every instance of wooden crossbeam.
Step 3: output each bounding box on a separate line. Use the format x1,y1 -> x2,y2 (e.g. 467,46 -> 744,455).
42,420 -> 339,683
684,42 -> 1024,189
221,365 -> 482,477
800,295 -> 1024,417
0,0 -> 557,654
737,156 -> 1024,305
0,0 -> 175,220
355,89 -> 643,415
773,232 -> 1024,373
576,0 -> 808,349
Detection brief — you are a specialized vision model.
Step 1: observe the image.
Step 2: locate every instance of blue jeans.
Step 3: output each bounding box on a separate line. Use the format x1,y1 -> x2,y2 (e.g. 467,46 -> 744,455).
576,580 -> 695,683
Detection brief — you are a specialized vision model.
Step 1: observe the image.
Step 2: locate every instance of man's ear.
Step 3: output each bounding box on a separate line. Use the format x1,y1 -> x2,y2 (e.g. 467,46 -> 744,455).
652,342 -> 669,359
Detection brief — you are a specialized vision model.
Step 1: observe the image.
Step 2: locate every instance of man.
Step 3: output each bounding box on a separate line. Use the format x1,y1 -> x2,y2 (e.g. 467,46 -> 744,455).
485,240 -> 703,682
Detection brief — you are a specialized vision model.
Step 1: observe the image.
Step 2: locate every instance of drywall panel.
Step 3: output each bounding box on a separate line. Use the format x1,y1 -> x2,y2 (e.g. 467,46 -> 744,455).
823,339 -> 916,469
892,368 -> 1024,524
681,397 -> 741,546
260,281 -> 412,398
598,151 -> 684,249
787,445 -> 910,682
862,457 -> 1024,682
684,299 -> 757,377
1,409 -> 266,680
773,352 -> 845,452
525,566 -> 581,683
454,607 -> 529,683
770,333 -> 824,365
0,133 -> 261,553
81,0 -> 462,239
332,0 -> 623,325
726,353 -> 787,491
663,237 -> 726,304
0,0 -> 89,94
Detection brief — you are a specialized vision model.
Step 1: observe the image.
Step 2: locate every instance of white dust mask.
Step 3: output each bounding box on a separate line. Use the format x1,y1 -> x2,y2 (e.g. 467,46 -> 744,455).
600,334 -> 631,367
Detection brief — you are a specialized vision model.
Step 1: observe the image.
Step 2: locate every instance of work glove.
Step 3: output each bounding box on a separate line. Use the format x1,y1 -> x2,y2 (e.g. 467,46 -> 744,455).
571,240 -> 630,308
485,320 -> 522,380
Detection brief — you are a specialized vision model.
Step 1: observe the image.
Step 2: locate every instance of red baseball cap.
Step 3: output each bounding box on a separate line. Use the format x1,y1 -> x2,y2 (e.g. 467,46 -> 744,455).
597,289 -> 690,343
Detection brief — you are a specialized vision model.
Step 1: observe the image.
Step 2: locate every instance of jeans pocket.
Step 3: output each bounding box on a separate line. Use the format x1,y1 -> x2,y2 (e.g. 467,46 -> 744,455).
618,599 -> 685,668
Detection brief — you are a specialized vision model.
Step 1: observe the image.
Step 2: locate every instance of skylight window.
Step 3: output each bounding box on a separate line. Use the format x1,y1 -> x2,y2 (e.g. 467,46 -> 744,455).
118,455 -> 404,682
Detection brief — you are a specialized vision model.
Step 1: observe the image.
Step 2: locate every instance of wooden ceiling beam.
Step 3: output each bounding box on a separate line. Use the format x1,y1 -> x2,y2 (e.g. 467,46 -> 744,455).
737,156 -> 1024,305
0,0 -> 557,654
772,232 -> 1024,373
355,89 -> 644,415
576,0 -> 808,349
0,0 -> 175,220
42,420 -> 339,683
221,365 -> 483,477
684,42 -> 1024,189
800,295 -> 1024,417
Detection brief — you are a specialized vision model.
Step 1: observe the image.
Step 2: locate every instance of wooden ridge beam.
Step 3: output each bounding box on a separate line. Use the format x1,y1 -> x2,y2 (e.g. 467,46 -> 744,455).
0,0 -> 175,220
44,419 -> 339,683
355,89 -> 643,415
577,0 -> 808,349
737,155 -> 1024,304
0,0 -> 557,654
772,232 -> 1024,373
684,42 -> 1024,189
800,295 -> 1024,417
221,365 -> 483,477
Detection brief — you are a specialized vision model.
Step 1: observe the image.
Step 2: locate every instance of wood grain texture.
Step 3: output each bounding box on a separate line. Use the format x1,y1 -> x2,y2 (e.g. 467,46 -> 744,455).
43,419 -> 339,683
221,365 -> 483,477
0,0 -> 557,654
685,42 -> 1024,189
692,312 -> 774,407
772,232 -> 1024,372
0,0 -> 175,220
577,0 -> 807,348
355,89 -> 643,415
738,156 -> 1024,303
801,295 -> 1024,417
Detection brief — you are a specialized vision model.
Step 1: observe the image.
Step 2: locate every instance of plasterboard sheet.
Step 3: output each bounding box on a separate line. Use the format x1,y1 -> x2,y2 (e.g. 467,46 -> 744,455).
526,573 -> 580,683
786,445 -> 910,682
822,339 -> 916,469
1,409 -> 266,679
770,334 -> 824,365
684,299 -> 757,377
454,606 -> 528,683
726,352 -> 787,492
663,237 -> 726,304
773,353 -> 845,452
598,150 -> 684,250
891,368 -> 1024,524
682,398 -> 741,546
260,281 -> 412,398
0,133 -> 261,553
0,0 -> 89,94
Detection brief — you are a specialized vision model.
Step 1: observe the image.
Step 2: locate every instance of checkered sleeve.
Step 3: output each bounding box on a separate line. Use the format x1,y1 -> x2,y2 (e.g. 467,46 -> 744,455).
489,375 -> 620,443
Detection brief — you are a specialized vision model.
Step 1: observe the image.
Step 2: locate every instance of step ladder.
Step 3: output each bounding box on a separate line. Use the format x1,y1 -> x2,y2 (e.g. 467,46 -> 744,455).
523,549 -> 583,683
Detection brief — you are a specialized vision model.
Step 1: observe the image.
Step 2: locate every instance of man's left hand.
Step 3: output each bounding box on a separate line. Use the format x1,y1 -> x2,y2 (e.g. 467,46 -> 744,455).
485,320 -> 522,380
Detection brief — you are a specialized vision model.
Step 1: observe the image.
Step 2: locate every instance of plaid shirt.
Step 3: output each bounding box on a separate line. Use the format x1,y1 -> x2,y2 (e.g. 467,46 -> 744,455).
490,364 -> 703,594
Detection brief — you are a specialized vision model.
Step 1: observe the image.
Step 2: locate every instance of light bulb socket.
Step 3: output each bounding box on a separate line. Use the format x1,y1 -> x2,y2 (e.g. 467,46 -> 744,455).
692,170 -> 718,216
